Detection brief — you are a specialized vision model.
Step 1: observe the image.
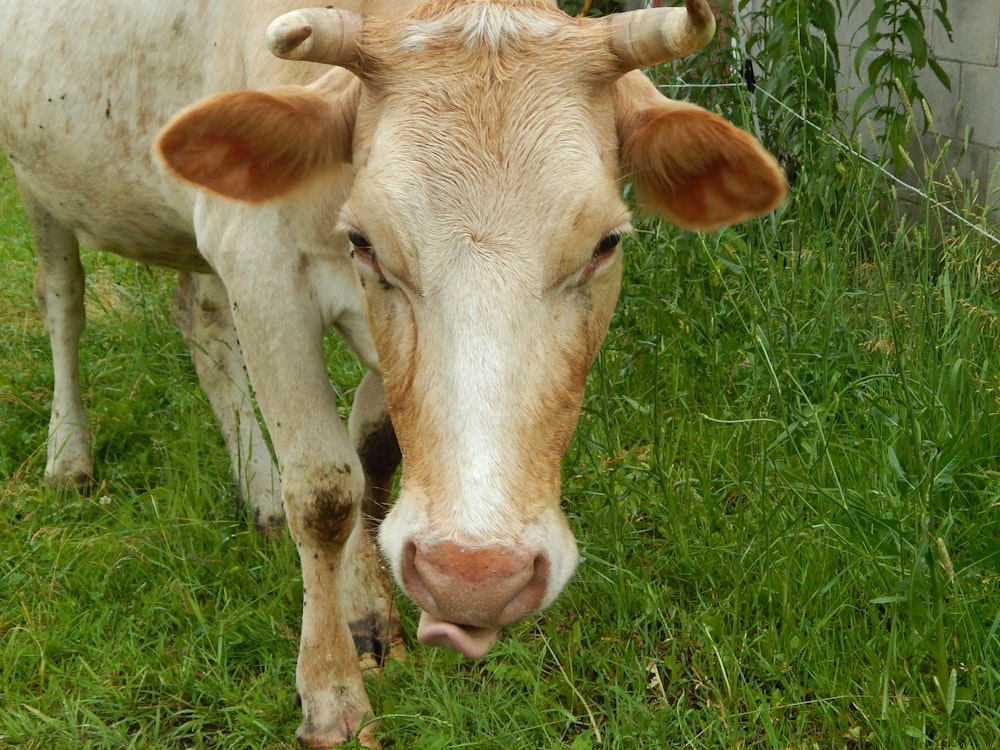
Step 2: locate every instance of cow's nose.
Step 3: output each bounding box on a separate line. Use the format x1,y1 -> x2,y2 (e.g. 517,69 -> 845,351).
401,539 -> 550,629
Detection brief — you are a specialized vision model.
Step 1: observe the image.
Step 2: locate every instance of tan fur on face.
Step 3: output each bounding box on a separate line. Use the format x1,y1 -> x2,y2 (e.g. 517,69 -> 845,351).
341,4 -> 630,540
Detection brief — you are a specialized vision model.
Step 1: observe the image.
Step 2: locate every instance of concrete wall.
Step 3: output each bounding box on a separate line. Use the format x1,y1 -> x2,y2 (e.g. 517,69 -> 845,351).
627,2 -> 999,213
836,2 -> 1000,207
732,1 -> 1000,212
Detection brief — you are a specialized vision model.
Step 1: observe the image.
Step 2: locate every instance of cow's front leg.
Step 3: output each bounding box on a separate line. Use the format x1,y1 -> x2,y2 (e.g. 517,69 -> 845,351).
286,447 -> 375,748
225,284 -> 374,747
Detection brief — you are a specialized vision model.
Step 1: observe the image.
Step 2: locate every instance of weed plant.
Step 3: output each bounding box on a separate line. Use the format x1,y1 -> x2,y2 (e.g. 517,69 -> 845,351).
2,53 -> 999,750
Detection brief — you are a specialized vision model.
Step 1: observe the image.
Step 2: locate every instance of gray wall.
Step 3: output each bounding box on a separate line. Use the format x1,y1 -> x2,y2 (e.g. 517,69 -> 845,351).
737,1 -> 1000,213
836,2 -> 1000,207
626,2 -> 999,212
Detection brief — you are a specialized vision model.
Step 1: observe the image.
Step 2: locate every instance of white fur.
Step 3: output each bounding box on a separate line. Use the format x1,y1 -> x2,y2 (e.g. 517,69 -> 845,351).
400,3 -> 563,53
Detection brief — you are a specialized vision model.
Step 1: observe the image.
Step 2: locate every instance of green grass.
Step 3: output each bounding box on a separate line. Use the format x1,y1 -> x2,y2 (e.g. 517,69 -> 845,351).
3,116 -> 1000,748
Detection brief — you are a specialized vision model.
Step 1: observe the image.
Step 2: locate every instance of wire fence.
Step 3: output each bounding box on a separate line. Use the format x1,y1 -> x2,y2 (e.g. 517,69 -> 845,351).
658,76 -> 1000,246
648,0 -> 1000,246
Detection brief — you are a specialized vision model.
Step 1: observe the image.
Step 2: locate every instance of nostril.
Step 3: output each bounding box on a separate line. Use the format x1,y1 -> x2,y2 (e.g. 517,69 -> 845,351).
399,540 -> 431,608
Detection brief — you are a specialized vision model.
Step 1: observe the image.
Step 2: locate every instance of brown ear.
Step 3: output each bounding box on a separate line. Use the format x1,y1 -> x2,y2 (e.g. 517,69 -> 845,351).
156,82 -> 358,203
619,99 -> 786,231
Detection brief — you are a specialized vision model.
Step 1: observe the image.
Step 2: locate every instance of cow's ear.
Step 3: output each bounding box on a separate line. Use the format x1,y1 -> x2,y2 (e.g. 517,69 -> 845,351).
156,80 -> 358,203
615,80 -> 786,231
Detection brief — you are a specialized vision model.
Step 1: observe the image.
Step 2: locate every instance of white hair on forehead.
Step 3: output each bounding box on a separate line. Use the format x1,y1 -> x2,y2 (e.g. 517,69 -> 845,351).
400,3 -> 564,53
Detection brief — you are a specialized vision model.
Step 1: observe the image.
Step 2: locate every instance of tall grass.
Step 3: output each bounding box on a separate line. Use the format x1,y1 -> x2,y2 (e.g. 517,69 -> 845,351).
2,98 -> 999,748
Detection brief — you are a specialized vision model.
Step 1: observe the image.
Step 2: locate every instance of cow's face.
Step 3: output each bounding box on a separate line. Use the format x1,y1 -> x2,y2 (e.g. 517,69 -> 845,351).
343,13 -> 630,656
157,0 -> 785,658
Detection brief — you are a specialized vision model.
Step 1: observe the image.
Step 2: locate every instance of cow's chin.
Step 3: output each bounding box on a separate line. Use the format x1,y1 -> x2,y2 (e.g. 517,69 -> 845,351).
416,611 -> 500,659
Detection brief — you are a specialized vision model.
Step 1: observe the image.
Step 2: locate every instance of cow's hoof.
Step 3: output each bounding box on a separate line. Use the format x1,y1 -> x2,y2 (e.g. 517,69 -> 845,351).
350,614 -> 407,672
236,497 -> 286,539
45,469 -> 94,494
253,511 -> 287,540
296,716 -> 378,749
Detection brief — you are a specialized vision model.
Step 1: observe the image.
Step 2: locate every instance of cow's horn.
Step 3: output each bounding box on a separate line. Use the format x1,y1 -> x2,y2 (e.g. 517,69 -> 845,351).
266,8 -> 363,68
608,0 -> 716,71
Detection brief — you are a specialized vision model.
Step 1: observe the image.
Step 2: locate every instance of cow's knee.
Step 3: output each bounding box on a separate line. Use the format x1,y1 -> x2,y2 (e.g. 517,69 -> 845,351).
287,461 -> 365,548
285,450 -> 405,670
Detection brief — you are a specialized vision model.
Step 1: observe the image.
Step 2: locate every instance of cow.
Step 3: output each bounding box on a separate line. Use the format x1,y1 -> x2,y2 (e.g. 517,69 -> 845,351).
0,0 -> 786,745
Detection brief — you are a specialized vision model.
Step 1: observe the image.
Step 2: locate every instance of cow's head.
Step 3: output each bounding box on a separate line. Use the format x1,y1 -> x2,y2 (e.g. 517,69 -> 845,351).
157,0 -> 785,659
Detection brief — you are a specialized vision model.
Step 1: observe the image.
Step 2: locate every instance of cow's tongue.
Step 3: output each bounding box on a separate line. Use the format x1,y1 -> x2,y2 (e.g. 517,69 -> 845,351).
416,611 -> 499,659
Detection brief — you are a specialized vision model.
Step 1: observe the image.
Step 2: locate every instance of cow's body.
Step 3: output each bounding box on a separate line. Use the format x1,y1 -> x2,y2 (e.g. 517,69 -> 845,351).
0,0 -> 785,746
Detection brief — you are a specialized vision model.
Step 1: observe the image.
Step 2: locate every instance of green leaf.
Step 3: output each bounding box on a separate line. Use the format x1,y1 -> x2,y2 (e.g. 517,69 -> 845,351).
898,15 -> 928,67
887,445 -> 912,486
854,32 -> 882,77
867,51 -> 892,86
870,595 -> 907,605
812,0 -> 839,59
866,6 -> 883,38
927,57 -> 952,91
933,451 -> 965,486
934,7 -> 954,37
852,85 -> 878,125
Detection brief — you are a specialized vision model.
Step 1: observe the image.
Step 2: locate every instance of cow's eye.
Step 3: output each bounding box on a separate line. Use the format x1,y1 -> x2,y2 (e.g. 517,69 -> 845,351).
348,229 -> 380,271
577,232 -> 622,286
595,232 -> 621,258
347,229 -> 391,288
348,229 -> 372,254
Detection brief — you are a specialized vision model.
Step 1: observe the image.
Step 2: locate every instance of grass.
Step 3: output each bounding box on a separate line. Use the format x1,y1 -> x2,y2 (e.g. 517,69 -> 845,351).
3,101 -> 1000,748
